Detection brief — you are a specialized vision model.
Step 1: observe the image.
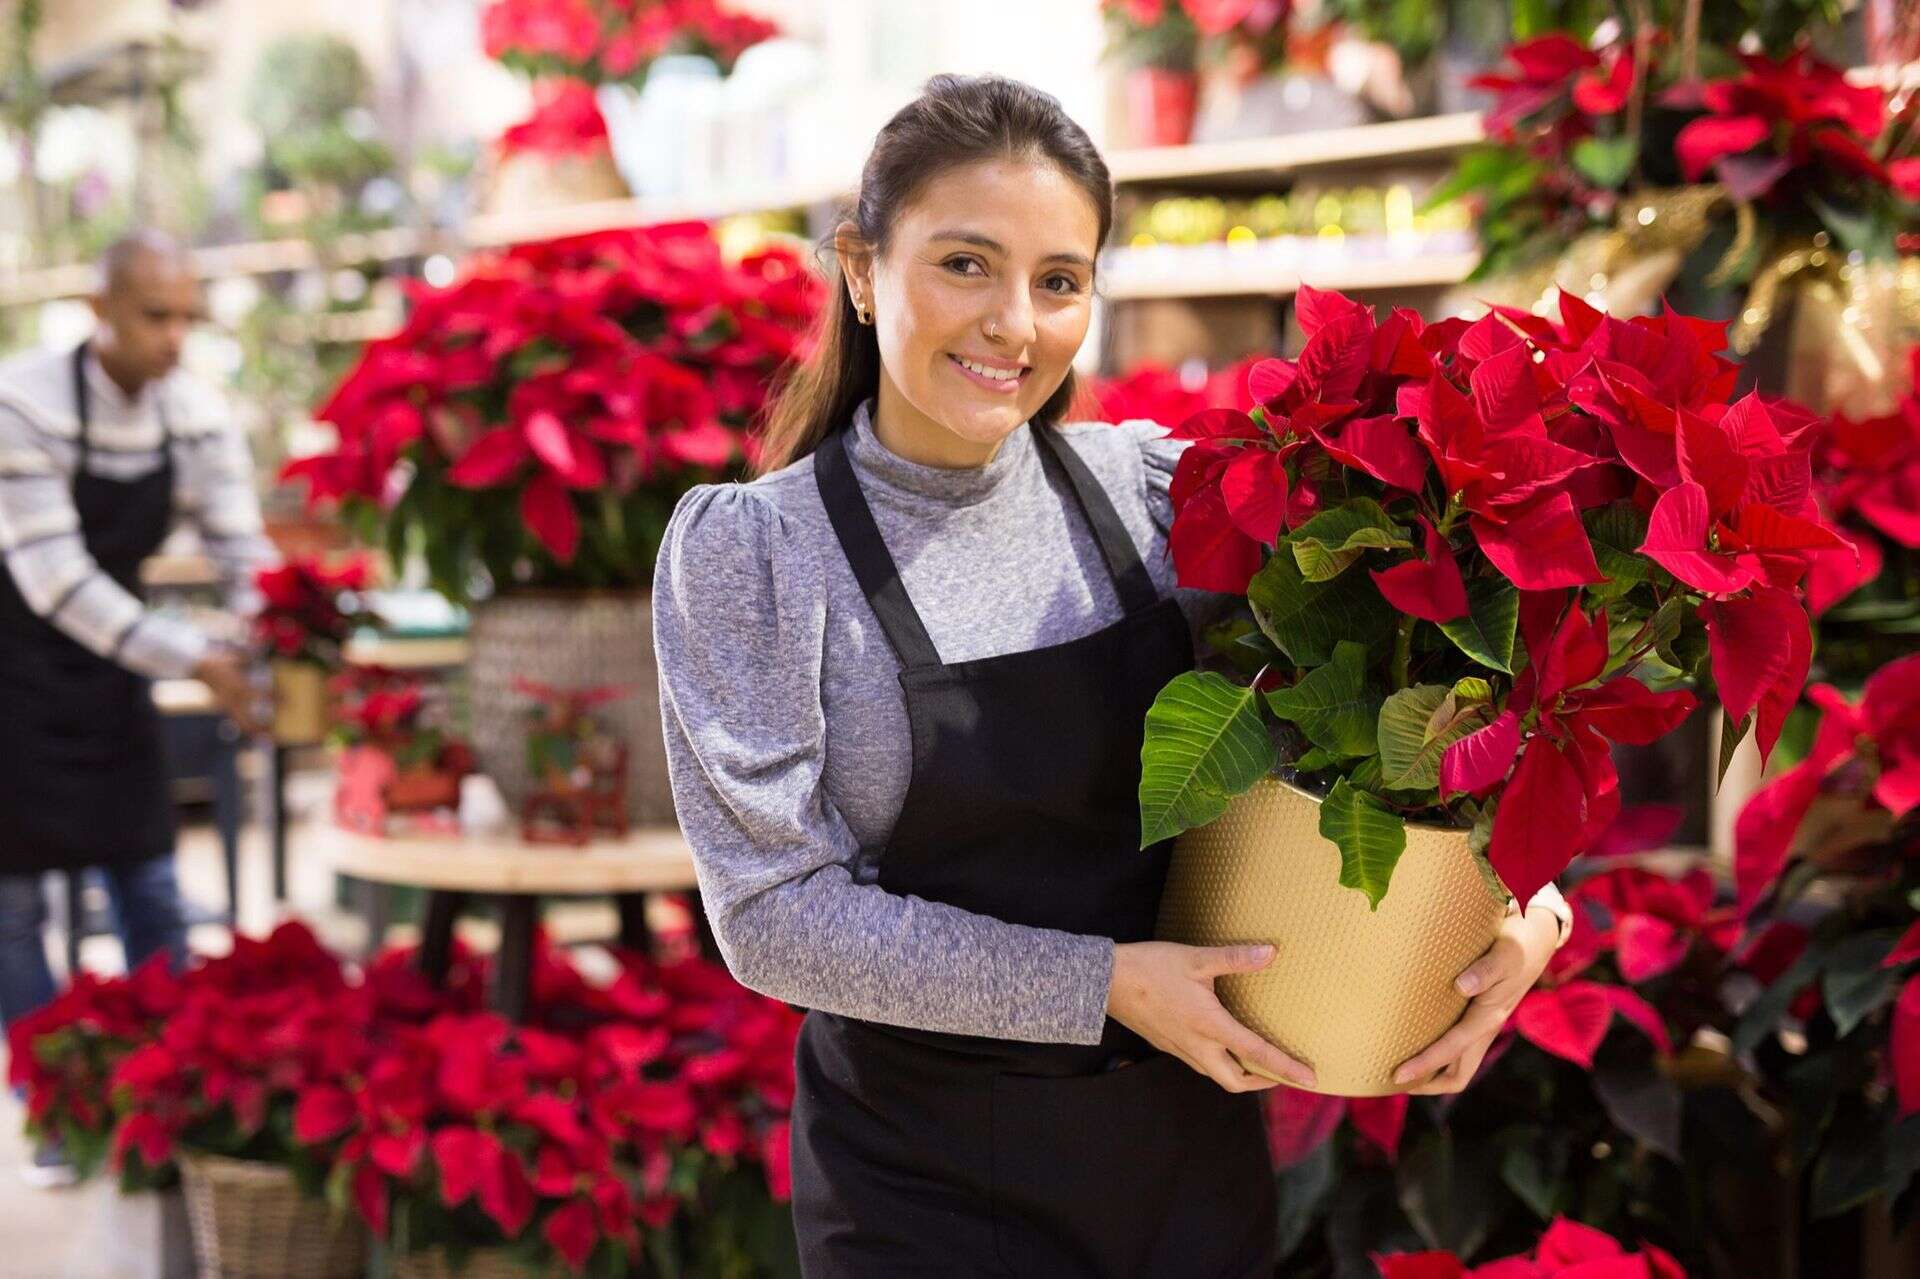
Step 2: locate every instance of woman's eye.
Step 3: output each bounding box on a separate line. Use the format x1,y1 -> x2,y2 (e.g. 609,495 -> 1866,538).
1044,275 -> 1081,295
944,256 -> 983,276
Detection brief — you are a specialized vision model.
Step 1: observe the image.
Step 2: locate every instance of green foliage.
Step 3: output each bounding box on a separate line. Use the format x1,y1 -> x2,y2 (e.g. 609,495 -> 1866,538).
1319,777 -> 1409,909
1138,671 -> 1278,848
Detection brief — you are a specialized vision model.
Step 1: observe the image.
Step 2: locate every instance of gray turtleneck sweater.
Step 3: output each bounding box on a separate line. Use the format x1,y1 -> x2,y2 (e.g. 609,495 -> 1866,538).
654,397 -> 1193,1045
653,397 -> 1562,1046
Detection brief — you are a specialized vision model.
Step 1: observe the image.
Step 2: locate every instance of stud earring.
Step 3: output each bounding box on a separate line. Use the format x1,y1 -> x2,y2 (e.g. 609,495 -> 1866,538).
855,301 -> 871,325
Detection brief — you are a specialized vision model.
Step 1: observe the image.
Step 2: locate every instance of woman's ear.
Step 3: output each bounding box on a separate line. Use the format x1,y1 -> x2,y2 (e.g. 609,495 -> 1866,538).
832,220 -> 872,310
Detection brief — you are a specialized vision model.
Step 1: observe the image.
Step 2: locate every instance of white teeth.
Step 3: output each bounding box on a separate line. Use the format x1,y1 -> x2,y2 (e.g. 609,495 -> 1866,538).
956,356 -> 1021,381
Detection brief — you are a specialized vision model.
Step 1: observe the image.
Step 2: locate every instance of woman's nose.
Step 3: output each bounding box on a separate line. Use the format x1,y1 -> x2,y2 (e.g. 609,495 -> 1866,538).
984,291 -> 1036,345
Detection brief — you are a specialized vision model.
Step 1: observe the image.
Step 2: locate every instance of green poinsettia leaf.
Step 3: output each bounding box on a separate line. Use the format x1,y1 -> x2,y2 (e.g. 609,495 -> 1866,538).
1717,711 -> 1752,789
1571,135 -> 1638,189
1247,551 -> 1396,666
1290,746 -> 1343,773
1585,501 -> 1655,601
1319,778 -> 1408,910
1139,671 -> 1278,848
1438,574 -> 1520,674
1288,498 -> 1412,582
1264,641 -> 1381,758
1377,685 -> 1493,792
1452,676 -> 1494,704
1603,596 -> 1686,678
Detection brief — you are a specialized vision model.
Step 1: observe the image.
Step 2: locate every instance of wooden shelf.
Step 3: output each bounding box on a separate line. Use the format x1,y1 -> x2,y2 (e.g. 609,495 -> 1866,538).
1106,112 -> 1484,189
1100,246 -> 1479,300
462,171 -> 857,248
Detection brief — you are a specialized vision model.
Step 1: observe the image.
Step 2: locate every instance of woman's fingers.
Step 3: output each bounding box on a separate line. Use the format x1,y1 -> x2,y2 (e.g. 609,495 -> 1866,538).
1190,943 -> 1275,979
1213,1015 -> 1316,1088
1392,999 -> 1505,1085
1455,936 -> 1525,997
1197,1043 -> 1280,1093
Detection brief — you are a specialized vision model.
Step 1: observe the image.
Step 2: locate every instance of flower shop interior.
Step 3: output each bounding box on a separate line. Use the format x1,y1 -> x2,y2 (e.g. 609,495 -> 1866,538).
1,0 -> 1918,1276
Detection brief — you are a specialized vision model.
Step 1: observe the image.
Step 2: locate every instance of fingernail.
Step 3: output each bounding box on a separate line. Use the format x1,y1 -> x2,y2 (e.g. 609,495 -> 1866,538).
1456,973 -> 1479,995
1251,944 -> 1274,963
1393,1066 -> 1413,1085
1294,1069 -> 1317,1087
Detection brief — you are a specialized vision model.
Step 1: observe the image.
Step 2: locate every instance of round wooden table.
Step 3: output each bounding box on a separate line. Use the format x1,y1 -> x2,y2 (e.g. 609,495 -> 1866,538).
318,825 -> 709,1019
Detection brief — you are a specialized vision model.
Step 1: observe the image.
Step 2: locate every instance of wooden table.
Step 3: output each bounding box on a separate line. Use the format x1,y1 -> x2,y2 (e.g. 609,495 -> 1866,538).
318,824 -> 709,1019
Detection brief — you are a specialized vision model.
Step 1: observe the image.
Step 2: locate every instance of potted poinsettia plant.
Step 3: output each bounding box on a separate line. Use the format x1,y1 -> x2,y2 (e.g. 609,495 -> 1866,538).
1140,285 -> 1834,1094
1727,652 -> 1920,1239
1440,11 -> 1920,388
331,670 -> 474,832
283,225 -> 821,820
1801,345 -> 1920,681
252,553 -> 372,745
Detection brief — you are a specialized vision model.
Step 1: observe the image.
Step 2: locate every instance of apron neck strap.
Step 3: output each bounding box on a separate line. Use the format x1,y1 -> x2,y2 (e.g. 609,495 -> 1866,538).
71,342 -> 92,470
71,342 -> 171,472
813,421 -> 1164,672
814,426 -> 943,669
1028,425 -> 1161,617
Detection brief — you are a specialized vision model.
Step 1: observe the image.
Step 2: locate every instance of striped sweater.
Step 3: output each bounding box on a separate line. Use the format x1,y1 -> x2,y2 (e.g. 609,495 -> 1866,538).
0,343 -> 277,679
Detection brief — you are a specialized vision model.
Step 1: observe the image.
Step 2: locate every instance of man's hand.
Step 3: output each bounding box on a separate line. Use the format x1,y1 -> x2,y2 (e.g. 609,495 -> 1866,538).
192,649 -> 268,736
1390,905 -> 1560,1093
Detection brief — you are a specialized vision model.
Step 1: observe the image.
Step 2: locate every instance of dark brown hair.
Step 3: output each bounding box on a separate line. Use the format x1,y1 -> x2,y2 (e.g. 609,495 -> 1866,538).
752,73 -> 1114,477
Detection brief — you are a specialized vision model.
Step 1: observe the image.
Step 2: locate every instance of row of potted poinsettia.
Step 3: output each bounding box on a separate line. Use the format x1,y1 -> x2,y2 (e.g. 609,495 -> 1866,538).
7,923 -> 798,1279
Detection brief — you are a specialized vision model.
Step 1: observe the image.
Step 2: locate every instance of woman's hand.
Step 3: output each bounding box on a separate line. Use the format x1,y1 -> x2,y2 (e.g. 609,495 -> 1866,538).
1391,906 -> 1561,1094
1106,941 -> 1316,1093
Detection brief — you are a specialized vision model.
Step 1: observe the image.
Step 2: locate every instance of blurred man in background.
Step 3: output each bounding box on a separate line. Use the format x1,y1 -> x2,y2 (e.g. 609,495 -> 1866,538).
0,230 -> 275,1183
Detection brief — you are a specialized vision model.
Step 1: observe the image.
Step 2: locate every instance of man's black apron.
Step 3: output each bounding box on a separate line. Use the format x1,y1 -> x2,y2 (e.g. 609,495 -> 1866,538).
792,424 -> 1276,1278
0,344 -> 177,874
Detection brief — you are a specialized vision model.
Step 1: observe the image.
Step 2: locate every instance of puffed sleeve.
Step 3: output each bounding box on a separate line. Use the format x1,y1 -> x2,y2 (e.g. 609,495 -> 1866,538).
653,484 -> 1118,1044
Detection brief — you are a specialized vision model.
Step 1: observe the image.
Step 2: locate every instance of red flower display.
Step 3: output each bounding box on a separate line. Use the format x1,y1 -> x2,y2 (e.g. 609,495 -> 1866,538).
282,225 -> 822,600
252,554 -> 372,664
1672,49 -> 1887,202
1803,346 -> 1920,615
11,922 -> 800,1274
482,0 -> 781,84
498,78 -> 611,158
1374,1215 -> 1688,1278
1140,287 -> 1827,911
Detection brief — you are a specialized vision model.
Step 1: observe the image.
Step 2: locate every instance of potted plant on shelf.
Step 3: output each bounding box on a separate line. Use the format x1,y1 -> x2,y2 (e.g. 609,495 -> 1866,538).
252,553 -> 372,746
1139,285 -> 1832,1094
331,670 -> 474,834
1100,1 -> 1205,147
284,224 -> 822,821
515,676 -> 633,844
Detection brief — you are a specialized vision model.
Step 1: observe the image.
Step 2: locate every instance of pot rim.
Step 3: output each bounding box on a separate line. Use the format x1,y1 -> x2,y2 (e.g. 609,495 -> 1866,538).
1264,772 -> 1475,838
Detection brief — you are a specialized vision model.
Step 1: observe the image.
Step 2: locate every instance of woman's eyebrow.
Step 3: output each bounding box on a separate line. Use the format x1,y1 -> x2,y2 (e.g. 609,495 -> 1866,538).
928,229 -> 1094,270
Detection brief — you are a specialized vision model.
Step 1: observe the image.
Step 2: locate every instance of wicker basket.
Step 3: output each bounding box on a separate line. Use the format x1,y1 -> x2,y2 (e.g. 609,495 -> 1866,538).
387,1248 -> 563,1279
1155,776 -> 1507,1096
177,1152 -> 366,1279
467,591 -> 673,823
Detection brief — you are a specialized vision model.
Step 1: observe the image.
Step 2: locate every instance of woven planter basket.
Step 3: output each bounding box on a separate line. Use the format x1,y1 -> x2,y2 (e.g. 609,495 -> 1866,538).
177,1152 -> 366,1279
387,1248 -> 564,1279
1155,776 -> 1507,1096
467,591 -> 674,823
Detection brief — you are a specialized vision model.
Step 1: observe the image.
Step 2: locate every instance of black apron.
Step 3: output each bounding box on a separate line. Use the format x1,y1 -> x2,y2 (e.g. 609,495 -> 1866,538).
791,424 -> 1277,1278
0,343 -> 178,874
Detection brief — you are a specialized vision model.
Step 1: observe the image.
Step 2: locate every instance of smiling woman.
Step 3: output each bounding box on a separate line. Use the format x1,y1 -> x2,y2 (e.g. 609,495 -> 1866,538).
654,73 -> 1288,1278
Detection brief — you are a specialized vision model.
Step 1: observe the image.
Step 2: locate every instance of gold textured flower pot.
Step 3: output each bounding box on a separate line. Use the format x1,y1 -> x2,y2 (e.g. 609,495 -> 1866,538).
1155,777 -> 1507,1096
270,660 -> 330,746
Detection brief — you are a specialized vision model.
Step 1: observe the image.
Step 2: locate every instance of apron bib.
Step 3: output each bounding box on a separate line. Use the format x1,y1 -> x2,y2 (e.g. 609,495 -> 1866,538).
790,424 -> 1276,1278
0,344 -> 178,874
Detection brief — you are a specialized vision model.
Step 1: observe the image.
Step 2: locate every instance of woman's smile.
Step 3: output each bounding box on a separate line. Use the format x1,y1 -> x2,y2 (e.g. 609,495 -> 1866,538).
945,351 -> 1031,393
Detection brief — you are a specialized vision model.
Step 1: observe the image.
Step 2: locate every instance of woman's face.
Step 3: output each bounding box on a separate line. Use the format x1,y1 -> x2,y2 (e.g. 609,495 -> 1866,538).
838,155 -> 1102,466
